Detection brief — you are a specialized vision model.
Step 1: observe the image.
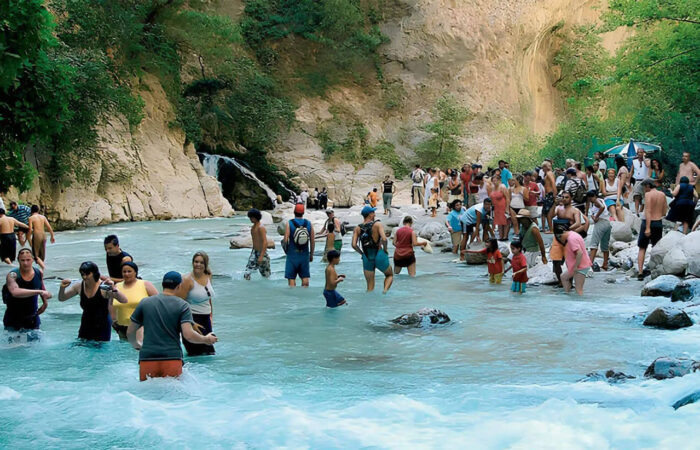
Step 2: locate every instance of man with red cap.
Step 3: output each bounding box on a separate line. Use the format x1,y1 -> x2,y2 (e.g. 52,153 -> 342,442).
282,203 -> 315,286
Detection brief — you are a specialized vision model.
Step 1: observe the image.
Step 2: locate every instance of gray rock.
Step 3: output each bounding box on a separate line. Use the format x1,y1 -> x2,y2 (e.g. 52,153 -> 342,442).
662,246 -> 688,276
648,231 -> 685,273
528,263 -> 559,285
671,279 -> 700,302
642,307 -> 693,329
611,221 -> 634,243
391,308 -> 451,327
610,241 -> 633,255
641,275 -> 682,297
682,231 -> 700,277
582,370 -> 635,383
418,221 -> 447,240
644,357 -> 700,380
673,391 -> 700,410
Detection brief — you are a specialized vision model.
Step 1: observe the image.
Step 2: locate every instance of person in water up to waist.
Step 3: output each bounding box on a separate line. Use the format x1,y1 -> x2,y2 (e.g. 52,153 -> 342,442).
180,251 -> 216,356
3,248 -> 52,334
0,208 -> 28,264
128,271 -> 218,382
59,261 -> 128,342
113,261 -> 158,341
104,234 -> 132,282
351,206 -> 393,293
283,203 -> 315,287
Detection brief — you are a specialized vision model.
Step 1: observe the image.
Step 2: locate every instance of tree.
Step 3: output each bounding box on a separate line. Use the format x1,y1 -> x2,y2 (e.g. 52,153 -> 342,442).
416,95 -> 471,168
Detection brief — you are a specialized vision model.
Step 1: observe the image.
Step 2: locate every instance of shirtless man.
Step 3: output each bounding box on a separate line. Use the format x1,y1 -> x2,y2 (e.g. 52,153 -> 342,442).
244,209 -> 270,280
0,209 -> 29,264
541,161 -> 557,233
550,192 -> 580,284
637,179 -> 668,280
27,205 -> 55,270
352,206 -> 393,293
676,152 -> 700,194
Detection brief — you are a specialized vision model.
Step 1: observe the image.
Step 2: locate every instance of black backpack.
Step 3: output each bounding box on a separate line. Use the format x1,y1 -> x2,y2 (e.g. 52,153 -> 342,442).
572,178 -> 587,204
359,221 -> 377,251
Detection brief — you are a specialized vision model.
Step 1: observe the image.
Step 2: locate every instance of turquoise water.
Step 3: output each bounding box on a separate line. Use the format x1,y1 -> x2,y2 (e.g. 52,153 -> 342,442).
2,217 -> 700,448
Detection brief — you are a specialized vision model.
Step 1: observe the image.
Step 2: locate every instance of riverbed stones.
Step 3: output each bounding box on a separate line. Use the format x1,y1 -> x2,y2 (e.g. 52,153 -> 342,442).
662,247 -> 688,276
582,370 -> 635,383
611,221 -> 635,242
683,231 -> 700,277
671,279 -> 700,302
642,307 -> 693,329
641,275 -> 682,297
418,221 -> 449,242
391,308 -> 450,327
528,263 -> 559,285
229,234 -> 276,249
648,231 -> 685,274
610,240 -> 633,255
645,357 -> 700,380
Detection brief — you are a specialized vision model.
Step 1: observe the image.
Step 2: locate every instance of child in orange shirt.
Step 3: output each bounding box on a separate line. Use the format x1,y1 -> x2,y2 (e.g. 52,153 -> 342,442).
486,239 -> 504,284
505,240 -> 528,294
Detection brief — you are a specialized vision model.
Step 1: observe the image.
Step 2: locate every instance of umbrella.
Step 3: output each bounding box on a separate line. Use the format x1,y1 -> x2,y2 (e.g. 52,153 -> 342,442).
603,139 -> 661,159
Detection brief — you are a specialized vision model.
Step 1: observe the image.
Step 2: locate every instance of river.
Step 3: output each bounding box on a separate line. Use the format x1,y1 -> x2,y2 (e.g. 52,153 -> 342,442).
1,217 -> 699,448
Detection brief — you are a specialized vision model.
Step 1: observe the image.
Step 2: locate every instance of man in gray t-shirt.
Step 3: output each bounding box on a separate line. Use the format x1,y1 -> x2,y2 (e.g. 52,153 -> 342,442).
128,271 -> 217,381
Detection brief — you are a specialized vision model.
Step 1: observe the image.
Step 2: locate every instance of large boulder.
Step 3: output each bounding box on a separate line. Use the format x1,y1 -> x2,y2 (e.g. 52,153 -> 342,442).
498,240 -> 511,258
641,275 -> 682,297
648,231 -> 685,273
681,231 -> 700,277
662,246 -> 688,276
418,221 -> 449,242
611,221 -> 634,243
642,307 -> 693,329
673,391 -> 700,410
671,279 -> 700,302
260,211 -> 274,226
391,308 -> 450,327
229,234 -> 276,249
644,357 -> 700,380
528,263 -> 559,285
622,207 -> 642,234
610,240 -> 634,255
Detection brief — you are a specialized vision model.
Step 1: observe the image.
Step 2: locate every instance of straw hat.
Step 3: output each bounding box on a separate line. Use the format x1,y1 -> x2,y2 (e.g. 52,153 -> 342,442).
516,210 -> 532,219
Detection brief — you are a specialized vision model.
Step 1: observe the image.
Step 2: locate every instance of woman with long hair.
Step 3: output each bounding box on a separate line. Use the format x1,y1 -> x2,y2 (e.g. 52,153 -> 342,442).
615,156 -> 630,211
603,168 -> 620,221
490,168 -> 511,240
508,175 -> 528,235
180,251 -> 216,356
112,262 -> 158,340
650,159 -> 665,187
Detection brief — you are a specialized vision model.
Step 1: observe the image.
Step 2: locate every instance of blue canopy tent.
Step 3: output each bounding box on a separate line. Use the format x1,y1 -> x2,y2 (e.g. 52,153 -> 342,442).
603,139 -> 661,168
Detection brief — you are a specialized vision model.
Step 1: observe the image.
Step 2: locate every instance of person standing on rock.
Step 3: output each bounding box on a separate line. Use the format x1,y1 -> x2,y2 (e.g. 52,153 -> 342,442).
638,179 -> 668,280
104,235 -> 133,283
676,152 -> 700,196
666,176 -> 698,234
516,210 -> 547,267
0,209 -> 28,264
352,206 -> 393,293
27,205 -> 55,270
498,160 -> 512,187
541,161 -> 557,233
631,149 -> 649,215
411,165 -> 426,207
424,169 -> 439,211
392,216 -> 427,277
586,190 -> 612,271
460,164 -> 472,204
127,271 -> 218,381
382,175 -> 395,215
555,229 -> 592,295
244,209 -> 270,280
615,155 -> 631,208
283,204 -> 314,287
7,201 -> 31,247
318,187 -> 329,210
523,171 -> 540,219
447,170 -> 462,206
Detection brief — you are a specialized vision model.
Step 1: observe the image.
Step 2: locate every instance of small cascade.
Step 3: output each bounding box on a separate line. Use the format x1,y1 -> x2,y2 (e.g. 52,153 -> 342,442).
199,153 -> 279,209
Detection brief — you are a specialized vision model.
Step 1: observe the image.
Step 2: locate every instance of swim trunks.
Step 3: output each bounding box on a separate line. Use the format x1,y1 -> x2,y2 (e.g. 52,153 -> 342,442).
31,233 -> 46,261
139,359 -> 183,381
0,233 -> 17,262
393,253 -> 416,268
362,248 -> 390,272
489,273 -> 503,284
333,240 -> 342,252
637,219 -> 663,249
511,281 -> 527,293
244,249 -> 271,279
323,289 -> 346,308
542,192 -> 555,215
285,250 -> 310,280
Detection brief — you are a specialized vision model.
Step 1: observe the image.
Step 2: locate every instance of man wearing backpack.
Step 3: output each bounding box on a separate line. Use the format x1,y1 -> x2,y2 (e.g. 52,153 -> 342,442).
563,168 -> 586,212
351,206 -> 393,293
283,204 -> 315,287
411,164 -> 426,207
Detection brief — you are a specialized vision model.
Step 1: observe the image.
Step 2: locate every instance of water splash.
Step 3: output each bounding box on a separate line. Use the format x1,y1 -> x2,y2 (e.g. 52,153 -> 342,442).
199,153 -> 278,207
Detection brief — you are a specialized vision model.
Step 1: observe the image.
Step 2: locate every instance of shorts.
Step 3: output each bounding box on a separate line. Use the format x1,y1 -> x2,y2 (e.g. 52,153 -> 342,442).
183,313 -> 215,356
604,198 -> 617,208
244,249 -> 271,279
285,250 -> 310,280
0,233 -> 17,262
637,220 -> 663,249
489,273 -> 503,284
139,359 -> 183,381
576,268 -> 590,276
511,281 -> 527,293
450,231 -> 462,247
526,206 -> 540,218
448,194 -> 461,203
550,236 -> 564,260
382,193 -> 392,209
394,253 -> 416,268
632,181 -> 645,199
323,289 -> 346,308
542,192 -> 555,215
333,240 -> 343,251
589,219 -> 611,252
362,248 -> 391,272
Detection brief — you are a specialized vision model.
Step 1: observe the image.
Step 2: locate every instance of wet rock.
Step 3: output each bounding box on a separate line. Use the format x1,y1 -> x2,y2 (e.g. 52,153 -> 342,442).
673,391 -> 700,410
582,370 -> 635,383
648,231 -> 685,274
642,307 -> 693,329
682,231 -> 700,277
641,275 -> 682,297
498,241 -> 511,259
260,211 -> 274,225
611,221 -> 634,243
671,279 -> 700,302
391,308 -> 450,327
229,234 -> 276,249
418,221 -> 449,242
528,263 -> 559,285
610,240 -> 633,255
644,357 -> 700,380
609,246 -> 639,270
662,247 -> 688,276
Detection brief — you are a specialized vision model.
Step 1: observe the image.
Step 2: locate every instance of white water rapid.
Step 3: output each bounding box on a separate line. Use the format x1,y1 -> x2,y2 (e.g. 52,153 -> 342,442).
199,153 -> 279,207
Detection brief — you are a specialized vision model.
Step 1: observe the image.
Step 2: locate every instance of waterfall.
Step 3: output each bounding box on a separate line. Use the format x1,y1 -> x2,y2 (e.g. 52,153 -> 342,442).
199,153 -> 279,207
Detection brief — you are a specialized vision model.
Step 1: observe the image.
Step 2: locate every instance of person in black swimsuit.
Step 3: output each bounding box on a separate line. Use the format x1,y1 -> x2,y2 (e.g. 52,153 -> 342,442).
3,249 -> 52,335
58,261 -> 127,342
104,235 -> 133,282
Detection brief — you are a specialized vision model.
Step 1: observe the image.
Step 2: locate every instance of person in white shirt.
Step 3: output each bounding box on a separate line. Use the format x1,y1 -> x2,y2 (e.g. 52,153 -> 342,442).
595,152 -> 607,173
300,189 -> 309,206
410,164 -> 426,207
631,149 -> 650,214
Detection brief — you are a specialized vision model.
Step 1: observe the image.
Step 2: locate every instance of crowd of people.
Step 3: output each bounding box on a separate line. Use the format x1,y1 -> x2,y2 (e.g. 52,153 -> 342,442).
2,149 -> 698,381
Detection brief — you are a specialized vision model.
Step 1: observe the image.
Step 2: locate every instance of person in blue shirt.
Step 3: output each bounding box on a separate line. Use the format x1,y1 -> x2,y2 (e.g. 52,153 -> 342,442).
445,199 -> 466,254
498,160 -> 513,187
283,203 -> 315,287
458,198 -> 494,255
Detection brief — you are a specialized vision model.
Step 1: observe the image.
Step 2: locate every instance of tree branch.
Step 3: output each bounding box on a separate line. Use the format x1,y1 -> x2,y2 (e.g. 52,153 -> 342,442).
635,46 -> 699,72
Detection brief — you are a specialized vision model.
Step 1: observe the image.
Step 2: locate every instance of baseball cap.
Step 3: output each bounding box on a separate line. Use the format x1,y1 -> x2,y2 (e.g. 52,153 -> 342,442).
294,203 -> 305,215
565,168 -> 577,175
162,271 -> 182,286
361,206 -> 376,217
325,208 -> 334,215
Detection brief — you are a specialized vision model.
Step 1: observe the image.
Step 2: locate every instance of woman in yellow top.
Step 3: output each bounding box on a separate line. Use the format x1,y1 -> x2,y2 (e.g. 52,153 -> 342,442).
112,261 -> 158,340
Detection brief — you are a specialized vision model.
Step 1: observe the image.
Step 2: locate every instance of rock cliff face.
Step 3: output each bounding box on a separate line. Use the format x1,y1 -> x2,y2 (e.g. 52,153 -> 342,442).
12,75 -> 233,229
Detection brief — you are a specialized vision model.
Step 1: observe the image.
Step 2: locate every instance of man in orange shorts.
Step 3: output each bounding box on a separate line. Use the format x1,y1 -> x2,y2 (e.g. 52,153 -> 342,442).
127,271 -> 217,381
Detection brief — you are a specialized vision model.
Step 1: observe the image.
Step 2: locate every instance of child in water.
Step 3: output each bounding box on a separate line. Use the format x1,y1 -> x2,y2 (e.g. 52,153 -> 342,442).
486,238 -> 503,284
322,222 -> 336,263
324,250 -> 347,307
505,240 -> 528,294
428,188 -> 439,217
